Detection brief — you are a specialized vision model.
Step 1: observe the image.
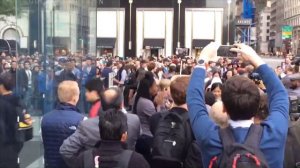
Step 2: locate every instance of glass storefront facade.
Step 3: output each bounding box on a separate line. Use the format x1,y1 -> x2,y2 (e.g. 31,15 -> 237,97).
15,0 -> 99,116
12,0 -> 236,167
14,1 -> 106,167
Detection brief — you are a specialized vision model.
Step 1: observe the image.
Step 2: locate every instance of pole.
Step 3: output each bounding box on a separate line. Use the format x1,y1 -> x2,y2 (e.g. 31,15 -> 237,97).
227,0 -> 231,45
248,26 -> 250,45
129,0 -> 133,50
180,60 -> 183,75
178,0 -> 182,48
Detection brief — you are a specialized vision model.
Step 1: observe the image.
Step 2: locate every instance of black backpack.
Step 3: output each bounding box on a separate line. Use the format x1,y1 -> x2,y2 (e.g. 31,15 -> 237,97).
151,110 -> 203,168
83,149 -> 133,168
209,124 -> 269,168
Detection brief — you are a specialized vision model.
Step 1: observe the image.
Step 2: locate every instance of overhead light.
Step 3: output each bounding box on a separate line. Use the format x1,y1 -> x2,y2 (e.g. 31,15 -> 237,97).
227,0 -> 232,4
129,0 -> 133,4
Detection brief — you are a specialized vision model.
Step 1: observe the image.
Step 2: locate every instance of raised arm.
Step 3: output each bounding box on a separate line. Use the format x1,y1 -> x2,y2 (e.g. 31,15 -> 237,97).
187,43 -> 220,142
231,44 -> 289,133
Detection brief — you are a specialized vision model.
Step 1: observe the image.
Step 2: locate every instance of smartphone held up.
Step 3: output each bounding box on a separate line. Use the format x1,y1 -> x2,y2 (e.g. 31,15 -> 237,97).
217,45 -> 237,58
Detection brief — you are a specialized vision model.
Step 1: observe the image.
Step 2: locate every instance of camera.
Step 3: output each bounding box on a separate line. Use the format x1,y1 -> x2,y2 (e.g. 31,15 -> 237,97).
249,72 -> 262,85
217,45 -> 237,58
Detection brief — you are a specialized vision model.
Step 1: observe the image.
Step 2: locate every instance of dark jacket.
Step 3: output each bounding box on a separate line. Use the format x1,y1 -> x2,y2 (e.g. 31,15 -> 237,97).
60,112 -> 141,161
68,141 -> 150,168
0,97 -> 19,168
1,94 -> 25,122
82,66 -> 97,86
41,103 -> 85,168
18,69 -> 32,91
56,70 -> 77,85
149,107 -> 203,168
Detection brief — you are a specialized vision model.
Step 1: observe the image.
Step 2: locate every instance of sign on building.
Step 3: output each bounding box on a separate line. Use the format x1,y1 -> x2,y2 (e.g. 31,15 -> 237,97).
235,19 -> 252,26
282,25 -> 293,40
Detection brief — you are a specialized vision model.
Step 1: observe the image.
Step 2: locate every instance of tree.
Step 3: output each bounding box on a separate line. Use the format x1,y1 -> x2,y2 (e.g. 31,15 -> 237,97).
0,0 -> 29,16
0,0 -> 15,16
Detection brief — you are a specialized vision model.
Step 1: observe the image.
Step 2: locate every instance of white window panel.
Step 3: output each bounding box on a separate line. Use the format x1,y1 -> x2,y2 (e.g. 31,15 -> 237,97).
97,11 -> 117,38
54,11 -> 70,37
192,11 -> 215,40
144,11 -> 166,39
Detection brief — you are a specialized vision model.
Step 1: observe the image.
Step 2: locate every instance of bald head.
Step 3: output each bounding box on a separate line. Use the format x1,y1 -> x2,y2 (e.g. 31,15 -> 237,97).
101,88 -> 123,111
103,89 -> 118,103
209,101 -> 229,128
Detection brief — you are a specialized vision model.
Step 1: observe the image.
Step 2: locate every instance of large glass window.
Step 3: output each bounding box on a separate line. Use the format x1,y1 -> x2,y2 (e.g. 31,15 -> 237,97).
14,0 -> 98,167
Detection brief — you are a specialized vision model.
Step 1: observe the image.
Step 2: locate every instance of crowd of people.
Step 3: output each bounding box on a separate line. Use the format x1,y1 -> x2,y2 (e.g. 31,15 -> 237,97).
1,42 -> 300,168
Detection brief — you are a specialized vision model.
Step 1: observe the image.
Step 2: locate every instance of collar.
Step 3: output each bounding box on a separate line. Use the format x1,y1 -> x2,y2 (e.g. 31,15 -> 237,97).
92,99 -> 101,105
169,107 -> 188,113
121,108 -> 127,114
228,119 -> 254,128
98,140 -> 126,151
57,102 -> 80,113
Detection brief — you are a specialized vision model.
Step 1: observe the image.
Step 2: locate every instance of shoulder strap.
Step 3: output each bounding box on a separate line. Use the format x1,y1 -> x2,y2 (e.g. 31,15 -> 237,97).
219,127 -> 236,153
83,149 -> 94,168
117,150 -> 133,168
244,124 -> 263,149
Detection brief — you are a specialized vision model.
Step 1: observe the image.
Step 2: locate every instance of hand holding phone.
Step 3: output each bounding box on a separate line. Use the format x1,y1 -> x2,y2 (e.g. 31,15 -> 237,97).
217,45 -> 237,57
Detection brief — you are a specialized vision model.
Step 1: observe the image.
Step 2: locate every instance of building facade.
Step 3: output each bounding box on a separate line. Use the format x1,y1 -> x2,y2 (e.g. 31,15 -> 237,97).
257,7 -> 270,54
1,0 -> 239,58
0,14 -> 29,54
270,0 -> 284,55
284,0 -> 300,55
99,0 -> 233,58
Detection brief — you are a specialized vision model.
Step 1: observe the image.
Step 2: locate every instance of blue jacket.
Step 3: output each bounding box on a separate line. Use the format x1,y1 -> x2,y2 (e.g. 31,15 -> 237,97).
187,64 -> 289,168
81,66 -> 97,86
41,103 -> 84,168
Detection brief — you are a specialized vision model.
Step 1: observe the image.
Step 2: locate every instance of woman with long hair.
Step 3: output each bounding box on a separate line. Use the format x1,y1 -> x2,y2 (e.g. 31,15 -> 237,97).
133,71 -> 158,162
210,83 -> 223,101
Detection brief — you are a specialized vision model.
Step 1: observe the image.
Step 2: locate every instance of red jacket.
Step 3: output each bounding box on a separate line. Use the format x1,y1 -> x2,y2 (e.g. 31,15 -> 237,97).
89,101 -> 101,118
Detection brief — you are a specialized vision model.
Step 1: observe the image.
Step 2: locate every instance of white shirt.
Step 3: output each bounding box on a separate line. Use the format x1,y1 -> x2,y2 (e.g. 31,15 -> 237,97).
25,69 -> 32,86
228,119 -> 254,128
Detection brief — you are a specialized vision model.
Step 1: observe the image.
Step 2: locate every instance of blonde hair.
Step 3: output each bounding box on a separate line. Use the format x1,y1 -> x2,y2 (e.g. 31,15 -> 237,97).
159,79 -> 171,91
57,81 -> 80,103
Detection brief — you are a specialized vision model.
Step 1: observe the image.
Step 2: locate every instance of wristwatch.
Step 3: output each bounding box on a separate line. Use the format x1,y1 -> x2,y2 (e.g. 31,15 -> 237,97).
198,59 -> 206,65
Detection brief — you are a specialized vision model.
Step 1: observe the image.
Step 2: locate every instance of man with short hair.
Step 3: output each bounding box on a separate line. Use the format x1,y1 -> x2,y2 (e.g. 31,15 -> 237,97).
286,73 -> 300,96
150,76 -> 202,168
19,61 -> 33,109
42,81 -> 85,168
187,43 -> 289,168
68,108 -> 149,168
102,60 -> 113,88
60,88 -> 141,166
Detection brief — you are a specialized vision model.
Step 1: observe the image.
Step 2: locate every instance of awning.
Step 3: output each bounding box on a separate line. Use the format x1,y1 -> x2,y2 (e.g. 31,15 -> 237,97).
192,39 -> 214,49
143,39 -> 165,49
97,38 -> 116,48
46,37 -> 70,48
0,39 -> 10,52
